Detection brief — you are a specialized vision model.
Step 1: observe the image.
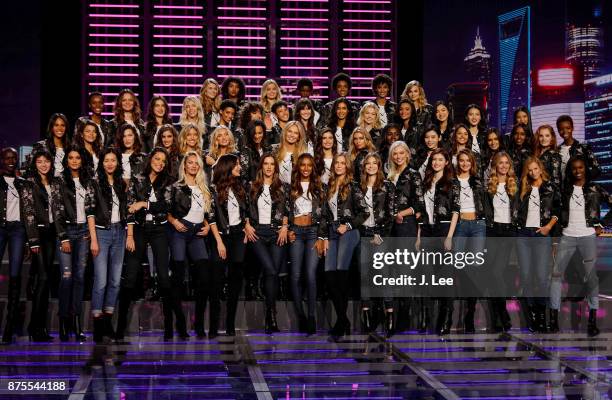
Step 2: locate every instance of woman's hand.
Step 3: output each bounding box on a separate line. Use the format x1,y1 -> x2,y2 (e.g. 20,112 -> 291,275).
205,155 -> 216,166
314,239 -> 328,257
128,201 -> 147,214
444,236 -> 453,252
126,236 -> 135,252
537,225 -> 551,236
173,219 -> 188,232
90,239 -> 100,258
277,226 -> 288,245
217,240 -> 227,260
244,223 -> 258,242
337,224 -> 348,235
395,213 -> 403,224
60,241 -> 71,254
197,223 -> 210,236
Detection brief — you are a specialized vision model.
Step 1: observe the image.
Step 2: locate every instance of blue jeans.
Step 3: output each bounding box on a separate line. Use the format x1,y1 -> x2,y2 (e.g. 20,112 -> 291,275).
57,224 -> 89,318
550,234 -> 599,310
169,219 -> 209,262
453,219 -> 486,253
290,226 -> 320,318
516,228 -> 551,306
0,222 -> 26,278
324,223 -> 361,272
251,225 -> 286,308
91,223 -> 126,316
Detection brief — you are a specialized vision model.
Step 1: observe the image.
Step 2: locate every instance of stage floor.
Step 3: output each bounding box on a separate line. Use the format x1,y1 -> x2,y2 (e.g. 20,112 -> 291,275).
0,330 -> 610,399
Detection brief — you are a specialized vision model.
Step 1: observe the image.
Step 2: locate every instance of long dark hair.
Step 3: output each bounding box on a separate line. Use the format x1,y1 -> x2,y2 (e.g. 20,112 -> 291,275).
360,152 -> 385,193
484,127 -> 504,160
464,103 -> 487,131
238,101 -> 264,132
327,97 -> 355,132
145,95 -> 172,126
113,88 -> 142,123
395,98 -> 417,129
97,147 -> 126,193
155,124 -> 179,157
290,153 -> 321,202
250,154 -> 284,203
46,113 -> 69,149
62,144 -> 90,184
143,147 -> 171,184
212,153 -> 245,203
73,119 -> 102,155
451,123 -> 472,155
509,123 -> 530,151
294,98 -> 316,145
513,105 -> 533,137
423,148 -> 453,192
115,123 -> 143,154
245,120 -> 267,151
314,128 -> 338,176
28,150 -> 54,185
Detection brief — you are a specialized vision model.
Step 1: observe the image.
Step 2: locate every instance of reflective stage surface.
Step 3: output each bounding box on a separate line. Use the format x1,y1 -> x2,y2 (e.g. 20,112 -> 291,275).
0,329 -> 611,399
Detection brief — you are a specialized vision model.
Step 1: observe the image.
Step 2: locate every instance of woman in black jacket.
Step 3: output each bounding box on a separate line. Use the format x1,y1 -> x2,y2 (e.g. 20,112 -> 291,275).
23,150 -> 57,342
116,148 -> 175,341
86,148 -> 128,343
395,99 -> 419,150
433,100 -> 452,146
143,95 -> 173,153
73,119 -> 103,175
31,114 -> 70,177
481,128 -> 504,184
549,156 -> 611,336
51,145 -> 95,342
325,97 -> 355,152
244,120 -> 270,183
167,151 -> 214,339
155,124 -> 181,179
505,123 -> 532,179
209,154 -> 255,336
116,123 -> 147,186
110,88 -> 146,141
533,125 -> 562,189
74,92 -> 114,148
248,154 -> 290,334
464,104 -> 487,154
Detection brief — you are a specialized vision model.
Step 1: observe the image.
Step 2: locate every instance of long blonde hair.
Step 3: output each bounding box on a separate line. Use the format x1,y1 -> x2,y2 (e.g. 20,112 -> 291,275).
347,127 -> 376,162
327,152 -> 353,201
520,156 -> 550,200
386,140 -> 411,182
357,101 -> 382,131
178,123 -> 203,155
276,121 -> 308,164
199,78 -> 221,115
179,96 -> 206,135
401,80 -> 427,109
207,126 -> 237,160
177,150 -> 212,213
487,151 -> 518,196
260,79 -> 282,113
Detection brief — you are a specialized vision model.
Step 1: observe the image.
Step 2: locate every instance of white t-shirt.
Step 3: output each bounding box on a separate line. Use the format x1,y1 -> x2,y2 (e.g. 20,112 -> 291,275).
526,186 -> 540,228
45,184 -> 54,223
321,158 -> 333,185
294,181 -> 312,216
227,189 -> 241,226
329,191 -> 339,221
458,177 -> 475,213
280,153 -> 292,184
185,185 -> 204,224
378,104 -> 388,127
559,144 -> 571,179
364,186 -> 375,227
122,153 -> 132,180
493,183 -> 511,224
335,127 -> 344,153
145,187 -> 156,221
418,154 -> 430,181
111,186 -> 121,223
257,184 -> 272,225
425,185 -> 435,225
74,178 -> 87,224
4,177 -> 20,222
92,154 -> 99,172
54,148 -> 64,177
564,186 -> 596,237
471,134 -> 480,154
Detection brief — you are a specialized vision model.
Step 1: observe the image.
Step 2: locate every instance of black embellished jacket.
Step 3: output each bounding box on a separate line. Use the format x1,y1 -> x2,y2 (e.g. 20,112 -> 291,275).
392,167 -> 425,217
126,173 -> 173,225
169,181 -> 214,223
248,183 -> 290,229
361,180 -> 395,236
86,177 -> 128,229
22,176 -> 56,247
539,149 -> 562,189
451,175 -> 487,219
209,185 -> 249,234
419,180 -> 459,225
51,175 -> 96,241
1,176 -> 37,242
559,182 -> 612,229
321,182 -> 369,235
513,181 -> 561,232
558,140 -> 601,180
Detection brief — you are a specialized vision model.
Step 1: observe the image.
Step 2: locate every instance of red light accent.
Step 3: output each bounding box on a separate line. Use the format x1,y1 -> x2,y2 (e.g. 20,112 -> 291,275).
538,68 -> 574,87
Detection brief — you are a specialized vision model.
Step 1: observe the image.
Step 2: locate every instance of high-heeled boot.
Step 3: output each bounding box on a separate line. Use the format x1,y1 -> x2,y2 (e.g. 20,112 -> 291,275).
384,310 -> 395,338
548,309 -> 559,333
265,306 -> 280,334
173,294 -> 189,339
114,290 -> 132,341
463,298 -> 476,334
162,296 -> 174,340
93,315 -> 104,343
59,316 -> 70,342
102,312 -> 115,339
73,315 -> 86,342
194,291 -> 207,338
520,299 -> 535,332
587,309 -> 599,337
2,278 -> 21,344
360,308 -> 372,333
208,298 -> 220,339
417,298 -> 429,334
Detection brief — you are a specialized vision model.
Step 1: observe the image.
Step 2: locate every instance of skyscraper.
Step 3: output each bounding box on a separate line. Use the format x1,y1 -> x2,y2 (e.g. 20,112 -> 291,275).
464,27 -> 491,83
584,73 -> 612,189
497,6 -> 531,134
565,1 -> 605,80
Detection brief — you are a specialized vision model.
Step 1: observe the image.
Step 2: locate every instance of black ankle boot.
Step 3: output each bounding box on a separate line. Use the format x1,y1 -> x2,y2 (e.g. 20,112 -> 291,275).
278,275 -> 289,301
162,296 -> 174,340
360,308 -> 372,333
437,302 -> 453,336
115,291 -> 131,341
102,313 -> 115,339
265,307 -> 274,335
172,297 -> 189,339
587,309 -> 599,337
73,315 -> 86,342
520,300 -> 535,332
2,278 -> 21,344
385,310 -> 395,338
548,309 -> 559,333
463,299 -> 476,334
497,300 -> 512,332
417,302 -> 429,334
297,314 -> 308,333
93,316 -> 104,343
307,316 -> 316,335
59,317 -> 70,342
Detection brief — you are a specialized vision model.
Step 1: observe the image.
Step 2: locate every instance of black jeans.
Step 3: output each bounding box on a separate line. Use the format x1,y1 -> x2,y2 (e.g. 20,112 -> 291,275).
251,225 -> 285,308
122,223 -> 170,292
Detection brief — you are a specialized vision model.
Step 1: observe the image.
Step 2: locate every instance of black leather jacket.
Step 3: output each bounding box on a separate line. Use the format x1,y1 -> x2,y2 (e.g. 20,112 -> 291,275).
513,181 -> 561,232
127,173 -> 173,225
372,99 -> 396,127
169,181 -> 214,223
451,175 -> 486,219
22,176 -> 55,247
287,183 -> 327,237
539,149 -> 562,189
86,177 -> 128,229
420,180 -> 459,225
123,152 -> 147,181
559,182 -> 612,228
361,180 -> 395,236
506,145 -> 531,179
51,175 -> 96,241
321,182 -> 369,236
483,183 -> 519,227
558,140 -> 601,180
248,183 -> 290,229
352,150 -> 369,183
1,175 -> 36,241
415,103 -> 434,136
110,118 -> 146,144
392,167 -> 425,217
75,117 -> 114,148
210,185 -> 249,234
321,99 -> 361,127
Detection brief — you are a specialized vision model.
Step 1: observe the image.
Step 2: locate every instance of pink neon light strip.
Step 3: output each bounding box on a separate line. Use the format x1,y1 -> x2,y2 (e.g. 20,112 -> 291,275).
90,53 -> 138,57
344,38 -> 390,42
344,9 -> 391,13
153,15 -> 203,19
218,65 -> 266,69
153,93 -> 198,97
89,33 -> 139,38
89,43 -> 139,47
153,44 -> 202,48
218,55 -> 266,59
344,28 -> 390,32
344,0 -> 390,3
281,0 -> 328,2
218,26 -> 266,30
281,37 -> 329,41
89,4 -> 139,8
344,67 -> 390,71
281,76 -> 328,79
281,46 -> 327,50
218,75 -> 266,79
153,24 -> 202,29
344,48 -> 390,51
344,57 -> 390,61
153,54 -> 202,58
154,34 -> 201,39
153,73 -> 203,78
217,6 -> 266,11
217,36 -> 266,40
280,18 -> 328,22
343,19 -> 391,23
89,13 -> 139,18
282,27 -> 328,31
154,83 -> 202,87
281,56 -> 327,60
153,5 -> 203,9
280,66 -> 328,70
89,62 -> 139,67
89,72 -> 139,77
280,8 -> 328,12
153,64 -> 203,68
218,16 -> 266,21
218,45 -> 266,49
88,82 -> 138,86
89,23 -> 139,28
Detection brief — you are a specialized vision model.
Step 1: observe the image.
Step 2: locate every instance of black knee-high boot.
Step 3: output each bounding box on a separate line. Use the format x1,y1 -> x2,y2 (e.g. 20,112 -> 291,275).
161,294 -> 174,340
337,271 -> 351,335
194,288 -> 207,338
417,298 -> 430,334
114,290 -> 132,341
463,298 -> 477,334
2,277 -> 21,344
172,292 -> 189,339
325,271 -> 340,335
